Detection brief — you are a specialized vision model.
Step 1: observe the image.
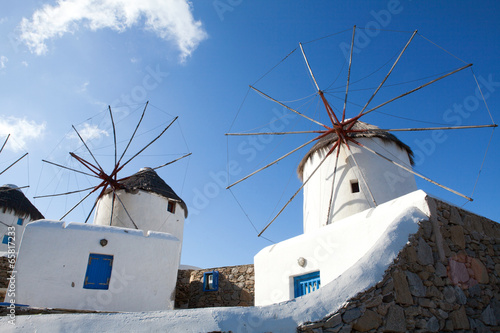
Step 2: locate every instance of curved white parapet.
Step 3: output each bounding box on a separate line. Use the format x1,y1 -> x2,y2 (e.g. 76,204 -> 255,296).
13,220 -> 181,312
2,190 -> 430,333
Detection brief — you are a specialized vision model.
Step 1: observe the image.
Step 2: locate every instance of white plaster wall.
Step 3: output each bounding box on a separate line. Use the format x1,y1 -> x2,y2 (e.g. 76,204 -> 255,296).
0,211 -> 35,253
254,190 -> 430,306
14,220 -> 181,312
302,137 -> 417,233
1,192 -> 430,332
93,190 -> 185,243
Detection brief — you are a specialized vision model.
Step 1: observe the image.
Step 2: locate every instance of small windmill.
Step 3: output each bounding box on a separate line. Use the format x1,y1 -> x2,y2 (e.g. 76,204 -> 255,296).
35,102 -> 191,227
226,26 -> 497,237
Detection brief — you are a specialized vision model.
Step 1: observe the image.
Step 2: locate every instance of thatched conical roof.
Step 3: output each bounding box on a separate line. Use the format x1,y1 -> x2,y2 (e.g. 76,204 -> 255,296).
297,121 -> 414,180
105,168 -> 188,218
0,185 -> 45,221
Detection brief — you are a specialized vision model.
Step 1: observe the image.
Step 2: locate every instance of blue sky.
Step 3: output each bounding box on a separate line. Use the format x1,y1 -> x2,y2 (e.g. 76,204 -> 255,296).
0,1 -> 499,268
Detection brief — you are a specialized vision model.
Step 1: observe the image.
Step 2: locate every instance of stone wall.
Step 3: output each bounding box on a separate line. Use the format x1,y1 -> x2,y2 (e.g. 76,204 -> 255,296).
0,256 -> 11,289
298,197 -> 500,332
175,264 -> 254,309
0,256 -> 14,301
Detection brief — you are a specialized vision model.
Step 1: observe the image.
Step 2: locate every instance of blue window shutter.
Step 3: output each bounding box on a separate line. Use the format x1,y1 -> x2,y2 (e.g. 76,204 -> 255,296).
2,235 -> 10,244
294,271 -> 321,298
83,253 -> 114,290
17,218 -> 24,226
213,271 -> 219,290
203,271 -> 219,291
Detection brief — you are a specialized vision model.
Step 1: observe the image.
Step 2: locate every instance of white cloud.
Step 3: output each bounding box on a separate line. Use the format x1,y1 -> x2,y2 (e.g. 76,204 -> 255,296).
19,0 -> 207,61
0,56 -> 7,69
67,123 -> 108,142
78,80 -> 90,93
0,117 -> 46,152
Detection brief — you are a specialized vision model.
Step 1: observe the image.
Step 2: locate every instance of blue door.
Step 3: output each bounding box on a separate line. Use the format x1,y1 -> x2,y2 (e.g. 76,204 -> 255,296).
83,253 -> 114,290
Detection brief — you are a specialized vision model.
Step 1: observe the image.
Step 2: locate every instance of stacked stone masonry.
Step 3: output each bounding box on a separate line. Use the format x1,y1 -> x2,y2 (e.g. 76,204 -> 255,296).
298,197 -> 500,332
0,256 -> 12,301
175,264 -> 254,309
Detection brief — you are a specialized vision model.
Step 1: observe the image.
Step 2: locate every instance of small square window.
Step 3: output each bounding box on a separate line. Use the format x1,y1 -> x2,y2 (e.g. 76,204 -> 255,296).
17,218 -> 24,226
2,235 -> 10,244
203,271 -> 219,291
350,180 -> 360,193
83,253 -> 113,290
167,201 -> 176,214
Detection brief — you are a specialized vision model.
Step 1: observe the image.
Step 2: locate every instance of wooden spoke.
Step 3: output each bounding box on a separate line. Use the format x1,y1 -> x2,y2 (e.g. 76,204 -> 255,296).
0,152 -> 28,175
60,188 -> 97,220
355,30 -> 418,118
250,85 -> 327,128
118,101 -> 149,165
72,125 -> 105,172
111,188 -> 139,229
360,63 -> 473,118
342,143 -> 377,206
225,130 -> 322,136
342,25 -> 356,121
354,141 -> 473,201
117,116 -> 178,173
258,142 -> 337,237
227,137 -> 318,190
109,106 -> 117,167
42,159 -> 98,178
152,153 -> 192,171
376,124 -> 498,132
0,134 -> 10,155
34,186 -> 95,199
299,42 -> 320,92
325,147 -> 341,225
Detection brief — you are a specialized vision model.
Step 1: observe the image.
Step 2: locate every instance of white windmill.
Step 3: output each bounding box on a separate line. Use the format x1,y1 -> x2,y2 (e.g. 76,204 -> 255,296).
226,27 -> 497,305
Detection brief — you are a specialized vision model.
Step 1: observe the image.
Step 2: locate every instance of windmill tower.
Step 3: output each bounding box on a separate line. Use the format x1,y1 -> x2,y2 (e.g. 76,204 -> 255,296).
0,184 -> 44,253
94,167 -> 187,242
235,28 -> 496,306
298,121 -> 417,233
13,103 -> 191,312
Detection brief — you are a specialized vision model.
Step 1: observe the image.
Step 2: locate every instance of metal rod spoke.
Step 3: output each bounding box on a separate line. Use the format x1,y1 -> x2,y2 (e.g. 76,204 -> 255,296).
227,137 -> 318,189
